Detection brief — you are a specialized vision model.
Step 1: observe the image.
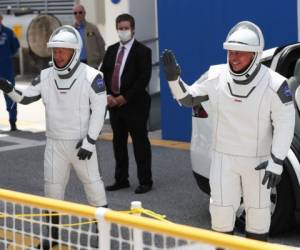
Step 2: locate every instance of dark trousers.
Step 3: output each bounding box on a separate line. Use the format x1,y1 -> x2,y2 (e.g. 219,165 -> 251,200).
4,92 -> 17,123
1,71 -> 17,123
109,103 -> 152,186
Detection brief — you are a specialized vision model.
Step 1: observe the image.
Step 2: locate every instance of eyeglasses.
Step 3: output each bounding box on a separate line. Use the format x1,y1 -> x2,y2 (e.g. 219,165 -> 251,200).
73,11 -> 83,15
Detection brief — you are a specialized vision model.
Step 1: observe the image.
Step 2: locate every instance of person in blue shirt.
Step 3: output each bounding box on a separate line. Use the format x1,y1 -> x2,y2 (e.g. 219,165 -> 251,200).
0,13 -> 20,131
73,4 -> 105,69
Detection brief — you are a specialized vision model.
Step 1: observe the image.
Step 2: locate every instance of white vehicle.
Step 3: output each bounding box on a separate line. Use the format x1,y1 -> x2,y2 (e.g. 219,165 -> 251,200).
191,42 -> 300,235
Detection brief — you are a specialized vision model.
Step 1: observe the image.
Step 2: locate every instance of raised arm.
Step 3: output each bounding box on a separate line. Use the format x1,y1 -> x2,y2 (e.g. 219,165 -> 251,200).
161,49 -> 209,107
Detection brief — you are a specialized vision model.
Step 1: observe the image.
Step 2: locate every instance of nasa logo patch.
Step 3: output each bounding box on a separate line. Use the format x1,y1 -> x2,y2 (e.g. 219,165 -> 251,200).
283,84 -> 292,97
277,81 -> 293,104
96,78 -> 104,88
92,75 -> 106,93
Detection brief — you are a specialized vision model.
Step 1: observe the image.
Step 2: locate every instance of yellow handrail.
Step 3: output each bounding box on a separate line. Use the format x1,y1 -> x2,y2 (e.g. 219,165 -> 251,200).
0,188 -> 296,250
103,209 -> 294,250
0,188 -> 96,218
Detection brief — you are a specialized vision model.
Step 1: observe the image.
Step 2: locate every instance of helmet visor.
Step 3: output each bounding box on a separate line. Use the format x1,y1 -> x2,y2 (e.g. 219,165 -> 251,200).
47,25 -> 82,50
223,21 -> 264,53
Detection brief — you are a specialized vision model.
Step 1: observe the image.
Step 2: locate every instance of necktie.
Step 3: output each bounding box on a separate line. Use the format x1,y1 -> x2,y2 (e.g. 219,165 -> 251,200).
111,46 -> 125,94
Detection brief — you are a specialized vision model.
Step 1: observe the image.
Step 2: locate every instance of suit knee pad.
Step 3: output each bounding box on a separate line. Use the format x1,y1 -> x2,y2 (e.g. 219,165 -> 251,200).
246,207 -> 270,234
83,180 -> 107,207
210,204 -> 235,232
45,182 -> 65,200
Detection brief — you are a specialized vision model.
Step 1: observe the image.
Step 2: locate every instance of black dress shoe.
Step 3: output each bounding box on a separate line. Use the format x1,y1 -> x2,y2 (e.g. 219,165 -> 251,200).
105,182 -> 130,191
134,185 -> 152,194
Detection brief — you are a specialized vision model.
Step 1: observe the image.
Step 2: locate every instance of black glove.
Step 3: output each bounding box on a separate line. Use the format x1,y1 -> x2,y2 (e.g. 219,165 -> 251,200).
0,78 -> 14,93
161,49 -> 181,81
255,161 -> 281,189
76,139 -> 93,160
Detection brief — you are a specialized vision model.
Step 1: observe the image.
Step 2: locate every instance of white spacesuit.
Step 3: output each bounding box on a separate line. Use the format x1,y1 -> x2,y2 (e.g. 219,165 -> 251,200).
296,86 -> 300,110
0,25 -> 107,207
162,21 -> 295,240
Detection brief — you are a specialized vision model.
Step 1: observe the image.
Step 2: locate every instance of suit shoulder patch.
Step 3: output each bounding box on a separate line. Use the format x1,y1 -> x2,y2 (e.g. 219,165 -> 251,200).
91,74 -> 106,93
277,81 -> 293,104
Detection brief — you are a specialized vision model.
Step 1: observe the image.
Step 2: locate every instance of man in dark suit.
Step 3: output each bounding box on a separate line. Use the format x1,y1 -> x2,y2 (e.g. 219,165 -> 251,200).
100,13 -> 153,194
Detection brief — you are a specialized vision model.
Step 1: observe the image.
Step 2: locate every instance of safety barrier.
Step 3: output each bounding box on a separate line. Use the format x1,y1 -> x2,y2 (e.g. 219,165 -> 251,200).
0,188 -> 297,250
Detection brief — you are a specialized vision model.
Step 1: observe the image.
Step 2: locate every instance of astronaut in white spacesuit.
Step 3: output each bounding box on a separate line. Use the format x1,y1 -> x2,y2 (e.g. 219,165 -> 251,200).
0,25 -> 107,248
296,86 -> 300,110
162,21 -> 295,241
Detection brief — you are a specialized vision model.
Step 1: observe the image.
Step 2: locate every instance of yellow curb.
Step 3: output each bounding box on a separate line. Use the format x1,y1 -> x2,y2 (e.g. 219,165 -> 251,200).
98,133 -> 190,150
0,119 -> 190,151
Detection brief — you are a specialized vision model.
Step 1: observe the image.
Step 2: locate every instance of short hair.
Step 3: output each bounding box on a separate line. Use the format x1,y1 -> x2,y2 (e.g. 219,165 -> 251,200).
115,14 -> 135,29
73,4 -> 85,12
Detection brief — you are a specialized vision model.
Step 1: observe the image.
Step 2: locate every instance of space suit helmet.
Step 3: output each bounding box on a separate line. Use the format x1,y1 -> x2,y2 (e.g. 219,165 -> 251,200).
223,21 -> 264,82
47,25 -> 82,76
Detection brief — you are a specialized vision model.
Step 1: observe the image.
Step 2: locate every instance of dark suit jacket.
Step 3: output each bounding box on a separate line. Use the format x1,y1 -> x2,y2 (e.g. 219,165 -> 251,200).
100,39 -> 152,111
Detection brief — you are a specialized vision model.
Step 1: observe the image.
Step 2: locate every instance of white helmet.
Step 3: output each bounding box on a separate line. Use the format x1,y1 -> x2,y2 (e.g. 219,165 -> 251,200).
47,25 -> 82,76
223,21 -> 264,82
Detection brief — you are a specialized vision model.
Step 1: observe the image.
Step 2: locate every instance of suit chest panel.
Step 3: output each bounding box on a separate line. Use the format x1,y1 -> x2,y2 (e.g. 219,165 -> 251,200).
41,74 -> 89,111
216,73 -> 270,129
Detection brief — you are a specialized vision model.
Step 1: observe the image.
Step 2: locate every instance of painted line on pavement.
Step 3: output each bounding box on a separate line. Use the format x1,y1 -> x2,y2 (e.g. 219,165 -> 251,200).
0,135 -> 45,152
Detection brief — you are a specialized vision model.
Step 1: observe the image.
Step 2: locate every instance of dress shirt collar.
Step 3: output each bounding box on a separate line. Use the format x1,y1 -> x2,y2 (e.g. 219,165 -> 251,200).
75,20 -> 86,29
119,37 -> 135,52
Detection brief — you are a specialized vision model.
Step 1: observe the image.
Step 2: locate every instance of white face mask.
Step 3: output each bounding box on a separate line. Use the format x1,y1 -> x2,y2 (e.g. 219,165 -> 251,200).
117,30 -> 132,43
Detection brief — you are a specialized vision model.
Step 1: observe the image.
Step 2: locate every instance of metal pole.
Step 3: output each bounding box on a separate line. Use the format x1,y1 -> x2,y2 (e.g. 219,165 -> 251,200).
131,201 -> 143,250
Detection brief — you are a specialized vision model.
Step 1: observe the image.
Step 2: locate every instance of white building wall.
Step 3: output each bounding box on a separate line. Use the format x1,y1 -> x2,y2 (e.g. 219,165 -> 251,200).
79,0 -> 129,47
128,0 -> 159,94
